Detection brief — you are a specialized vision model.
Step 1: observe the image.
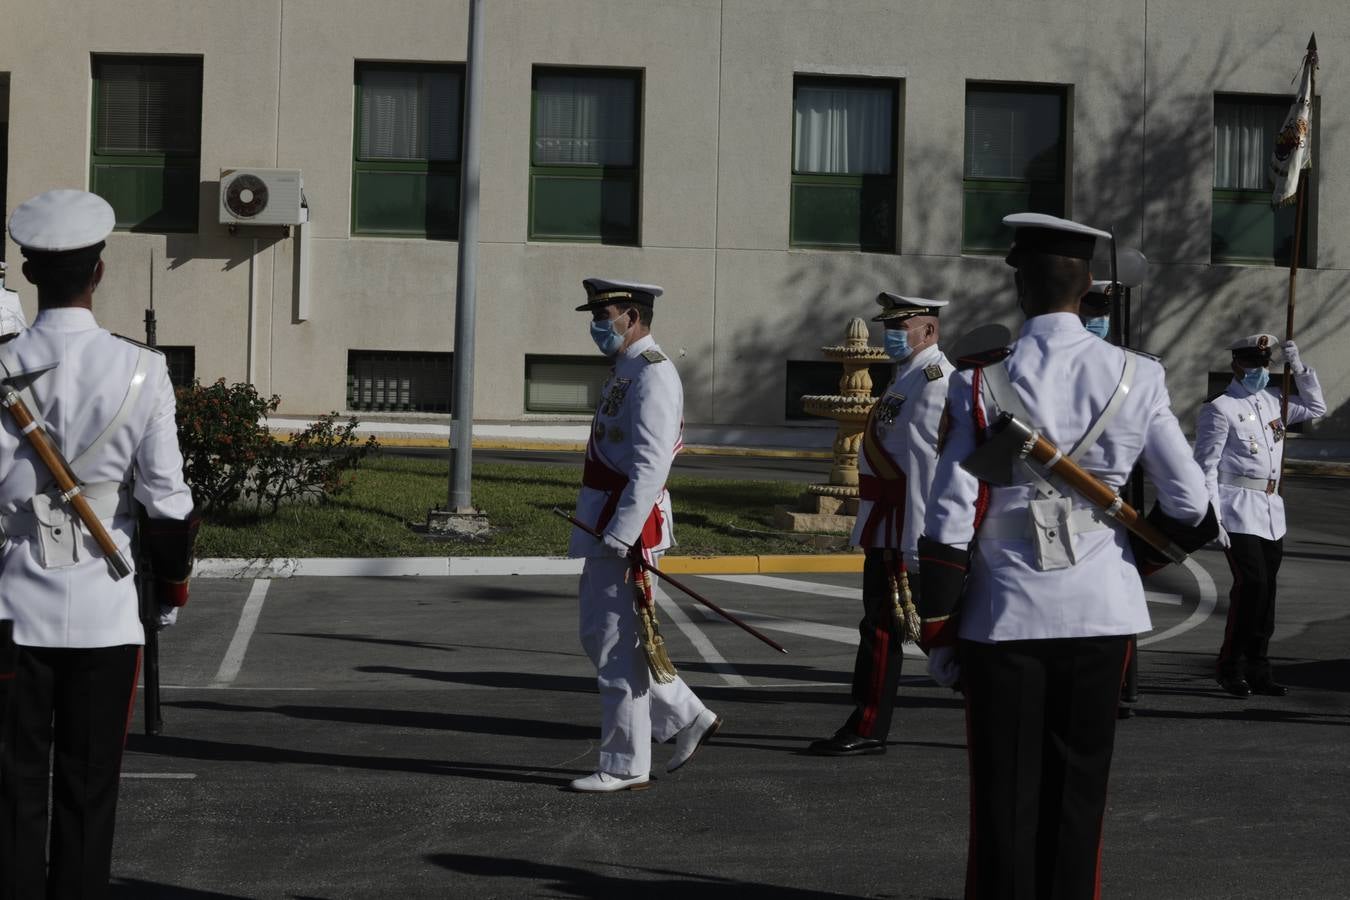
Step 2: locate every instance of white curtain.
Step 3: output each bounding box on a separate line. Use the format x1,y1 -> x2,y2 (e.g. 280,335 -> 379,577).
360,69 -> 461,162
1214,102 -> 1271,190
533,75 -> 636,166
793,84 -> 892,175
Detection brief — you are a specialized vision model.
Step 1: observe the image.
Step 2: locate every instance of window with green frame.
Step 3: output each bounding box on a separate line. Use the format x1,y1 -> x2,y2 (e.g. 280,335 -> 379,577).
90,56 -> 202,232
963,84 -> 1066,253
524,355 -> 613,414
790,76 -> 898,251
529,67 -> 641,244
352,62 -> 463,239
1212,94 -> 1311,266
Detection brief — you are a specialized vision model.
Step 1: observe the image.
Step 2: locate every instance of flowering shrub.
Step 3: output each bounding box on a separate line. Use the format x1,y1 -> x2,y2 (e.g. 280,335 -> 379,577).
174,379 -> 379,517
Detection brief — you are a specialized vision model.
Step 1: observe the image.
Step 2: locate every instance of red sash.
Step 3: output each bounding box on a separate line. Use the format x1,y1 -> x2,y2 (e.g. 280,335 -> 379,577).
582,442 -> 664,547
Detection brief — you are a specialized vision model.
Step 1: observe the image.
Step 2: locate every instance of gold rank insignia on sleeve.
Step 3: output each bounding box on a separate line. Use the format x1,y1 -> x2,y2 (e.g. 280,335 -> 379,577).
924,364 -> 943,382
640,349 -> 667,363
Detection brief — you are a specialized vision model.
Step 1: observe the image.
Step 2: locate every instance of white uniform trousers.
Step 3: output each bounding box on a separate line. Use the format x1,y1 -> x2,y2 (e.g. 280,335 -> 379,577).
578,555 -> 706,777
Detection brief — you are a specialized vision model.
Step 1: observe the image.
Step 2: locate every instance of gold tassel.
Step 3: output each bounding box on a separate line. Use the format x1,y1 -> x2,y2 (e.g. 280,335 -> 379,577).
633,565 -> 678,684
887,564 -> 922,645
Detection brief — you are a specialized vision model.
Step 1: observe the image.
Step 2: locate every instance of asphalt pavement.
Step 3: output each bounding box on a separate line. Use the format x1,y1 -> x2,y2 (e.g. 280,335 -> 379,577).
107,475 -> 1350,899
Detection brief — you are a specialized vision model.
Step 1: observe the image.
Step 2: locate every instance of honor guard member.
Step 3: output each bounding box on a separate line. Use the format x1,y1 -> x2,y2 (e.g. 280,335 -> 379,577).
1194,333 -> 1325,698
566,278 -> 719,793
808,293 -> 952,756
917,213 -> 1216,898
0,190 -> 197,899
0,262 -> 29,337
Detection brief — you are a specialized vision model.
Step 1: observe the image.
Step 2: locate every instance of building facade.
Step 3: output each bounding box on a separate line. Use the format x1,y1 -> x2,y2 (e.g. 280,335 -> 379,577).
2,1 -> 1346,439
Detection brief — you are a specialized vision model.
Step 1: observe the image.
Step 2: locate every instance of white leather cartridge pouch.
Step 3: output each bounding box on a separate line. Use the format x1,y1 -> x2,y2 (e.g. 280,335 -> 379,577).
1028,496 -> 1076,571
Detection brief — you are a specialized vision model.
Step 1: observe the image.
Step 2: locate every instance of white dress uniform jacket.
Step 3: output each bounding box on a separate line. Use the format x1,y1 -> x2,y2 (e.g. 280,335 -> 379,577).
1193,370 -> 1325,541
0,307 -> 193,648
568,334 -> 681,557
851,343 -> 953,570
923,313 -> 1210,642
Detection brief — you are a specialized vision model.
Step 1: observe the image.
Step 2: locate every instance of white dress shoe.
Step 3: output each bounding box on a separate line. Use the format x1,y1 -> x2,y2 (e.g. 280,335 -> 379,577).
667,708 -> 722,773
568,771 -> 650,793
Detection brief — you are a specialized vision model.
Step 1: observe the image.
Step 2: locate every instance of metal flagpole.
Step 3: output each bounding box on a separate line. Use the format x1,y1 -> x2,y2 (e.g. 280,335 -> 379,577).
448,0 -> 483,512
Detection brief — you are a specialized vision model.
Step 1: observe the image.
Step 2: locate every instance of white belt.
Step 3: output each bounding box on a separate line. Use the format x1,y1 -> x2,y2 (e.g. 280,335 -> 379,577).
0,482 -> 130,569
977,506 -> 1114,542
1218,471 -> 1277,494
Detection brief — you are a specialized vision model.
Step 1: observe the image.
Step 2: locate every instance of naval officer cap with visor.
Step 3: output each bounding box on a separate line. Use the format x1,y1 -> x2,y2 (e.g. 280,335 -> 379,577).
1229,333 -> 1279,368
8,189 -> 116,289
1002,212 -> 1111,267
576,277 -> 664,311
872,292 -> 949,322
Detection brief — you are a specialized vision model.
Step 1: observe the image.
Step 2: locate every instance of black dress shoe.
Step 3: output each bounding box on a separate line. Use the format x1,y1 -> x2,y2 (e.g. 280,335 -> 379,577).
1248,678 -> 1289,697
807,730 -> 886,756
1117,705 -> 1135,720
1216,674 -> 1251,698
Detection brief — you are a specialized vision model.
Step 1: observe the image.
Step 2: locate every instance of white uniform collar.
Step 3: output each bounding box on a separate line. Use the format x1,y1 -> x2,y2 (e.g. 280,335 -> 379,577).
621,333 -> 656,360
1019,311 -> 1083,338
896,342 -> 942,378
32,306 -> 98,331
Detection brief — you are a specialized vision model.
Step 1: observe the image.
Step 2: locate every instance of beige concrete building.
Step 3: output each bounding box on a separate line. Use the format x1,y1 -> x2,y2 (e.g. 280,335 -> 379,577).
2,1 -> 1346,442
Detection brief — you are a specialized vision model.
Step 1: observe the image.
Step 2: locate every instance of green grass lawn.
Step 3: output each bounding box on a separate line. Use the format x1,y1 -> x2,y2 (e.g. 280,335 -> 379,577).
196,456 -> 851,558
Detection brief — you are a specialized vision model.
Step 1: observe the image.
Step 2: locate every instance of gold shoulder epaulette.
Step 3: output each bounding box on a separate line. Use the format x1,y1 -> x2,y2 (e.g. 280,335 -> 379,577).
111,333 -> 165,356
924,364 -> 944,382
640,349 -> 667,364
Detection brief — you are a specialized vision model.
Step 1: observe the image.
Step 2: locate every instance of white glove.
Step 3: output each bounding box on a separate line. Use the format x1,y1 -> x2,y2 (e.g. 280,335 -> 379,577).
927,645 -> 961,688
157,604 -> 179,629
1282,340 -> 1306,374
1214,525 -> 1231,550
601,532 -> 632,558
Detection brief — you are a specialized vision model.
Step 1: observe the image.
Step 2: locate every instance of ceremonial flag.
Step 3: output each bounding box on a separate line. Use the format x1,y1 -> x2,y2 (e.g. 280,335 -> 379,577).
1269,35 -> 1317,207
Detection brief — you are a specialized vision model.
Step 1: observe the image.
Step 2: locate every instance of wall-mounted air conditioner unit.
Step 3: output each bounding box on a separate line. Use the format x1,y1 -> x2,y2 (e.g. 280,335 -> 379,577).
219,168 -> 306,227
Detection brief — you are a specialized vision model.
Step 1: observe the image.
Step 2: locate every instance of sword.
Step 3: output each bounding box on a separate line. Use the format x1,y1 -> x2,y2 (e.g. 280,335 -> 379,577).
960,413 -> 1188,564
555,508 -> 789,654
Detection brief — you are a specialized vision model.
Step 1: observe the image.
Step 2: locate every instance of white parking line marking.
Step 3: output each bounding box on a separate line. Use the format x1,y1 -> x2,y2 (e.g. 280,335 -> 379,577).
653,584 -> 750,687
212,579 -> 270,687
121,773 -> 197,780
702,574 -> 862,600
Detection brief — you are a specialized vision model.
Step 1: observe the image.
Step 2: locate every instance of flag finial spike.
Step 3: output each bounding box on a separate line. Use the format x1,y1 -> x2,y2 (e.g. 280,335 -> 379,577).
1308,33 -> 1317,52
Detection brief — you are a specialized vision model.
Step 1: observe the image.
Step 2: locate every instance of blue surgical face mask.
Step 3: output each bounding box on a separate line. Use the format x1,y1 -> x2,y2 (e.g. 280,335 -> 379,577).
1083,316 -> 1110,340
1241,367 -> 1269,394
883,328 -> 911,361
590,315 -> 629,356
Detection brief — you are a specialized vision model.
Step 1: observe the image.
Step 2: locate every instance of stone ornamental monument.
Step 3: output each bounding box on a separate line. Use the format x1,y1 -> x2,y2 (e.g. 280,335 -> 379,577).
774,316 -> 888,534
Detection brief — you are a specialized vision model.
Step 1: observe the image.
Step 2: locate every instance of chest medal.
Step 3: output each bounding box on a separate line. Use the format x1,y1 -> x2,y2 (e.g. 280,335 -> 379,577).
1268,418 -> 1285,443
600,378 -> 632,416
876,393 -> 906,427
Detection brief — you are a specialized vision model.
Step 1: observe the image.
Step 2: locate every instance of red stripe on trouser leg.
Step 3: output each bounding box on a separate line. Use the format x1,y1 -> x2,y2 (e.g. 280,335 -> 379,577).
124,646 -> 143,743
858,626 -> 889,735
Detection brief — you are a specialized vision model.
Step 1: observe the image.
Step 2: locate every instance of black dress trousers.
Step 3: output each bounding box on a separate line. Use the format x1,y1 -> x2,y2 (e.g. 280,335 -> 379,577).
1,644 -> 139,900
1218,532 -> 1284,681
960,635 -> 1130,900
843,548 -> 905,740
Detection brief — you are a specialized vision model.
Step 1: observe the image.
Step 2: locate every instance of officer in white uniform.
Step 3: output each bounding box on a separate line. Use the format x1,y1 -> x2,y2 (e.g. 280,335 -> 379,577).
0,262 -> 30,337
566,278 -> 719,793
808,292 -> 952,756
1194,332 -> 1325,698
917,213 -> 1215,898
0,190 -> 195,899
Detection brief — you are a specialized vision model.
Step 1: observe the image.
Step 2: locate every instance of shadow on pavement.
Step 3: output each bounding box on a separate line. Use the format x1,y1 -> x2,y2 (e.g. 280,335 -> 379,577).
426,853 -> 885,899
125,734 -> 585,787
110,881 -> 271,899
166,699 -> 595,740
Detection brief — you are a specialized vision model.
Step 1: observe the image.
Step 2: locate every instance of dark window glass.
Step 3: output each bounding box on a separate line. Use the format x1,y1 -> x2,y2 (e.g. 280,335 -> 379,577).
347,350 -> 453,413
785,360 -> 893,421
